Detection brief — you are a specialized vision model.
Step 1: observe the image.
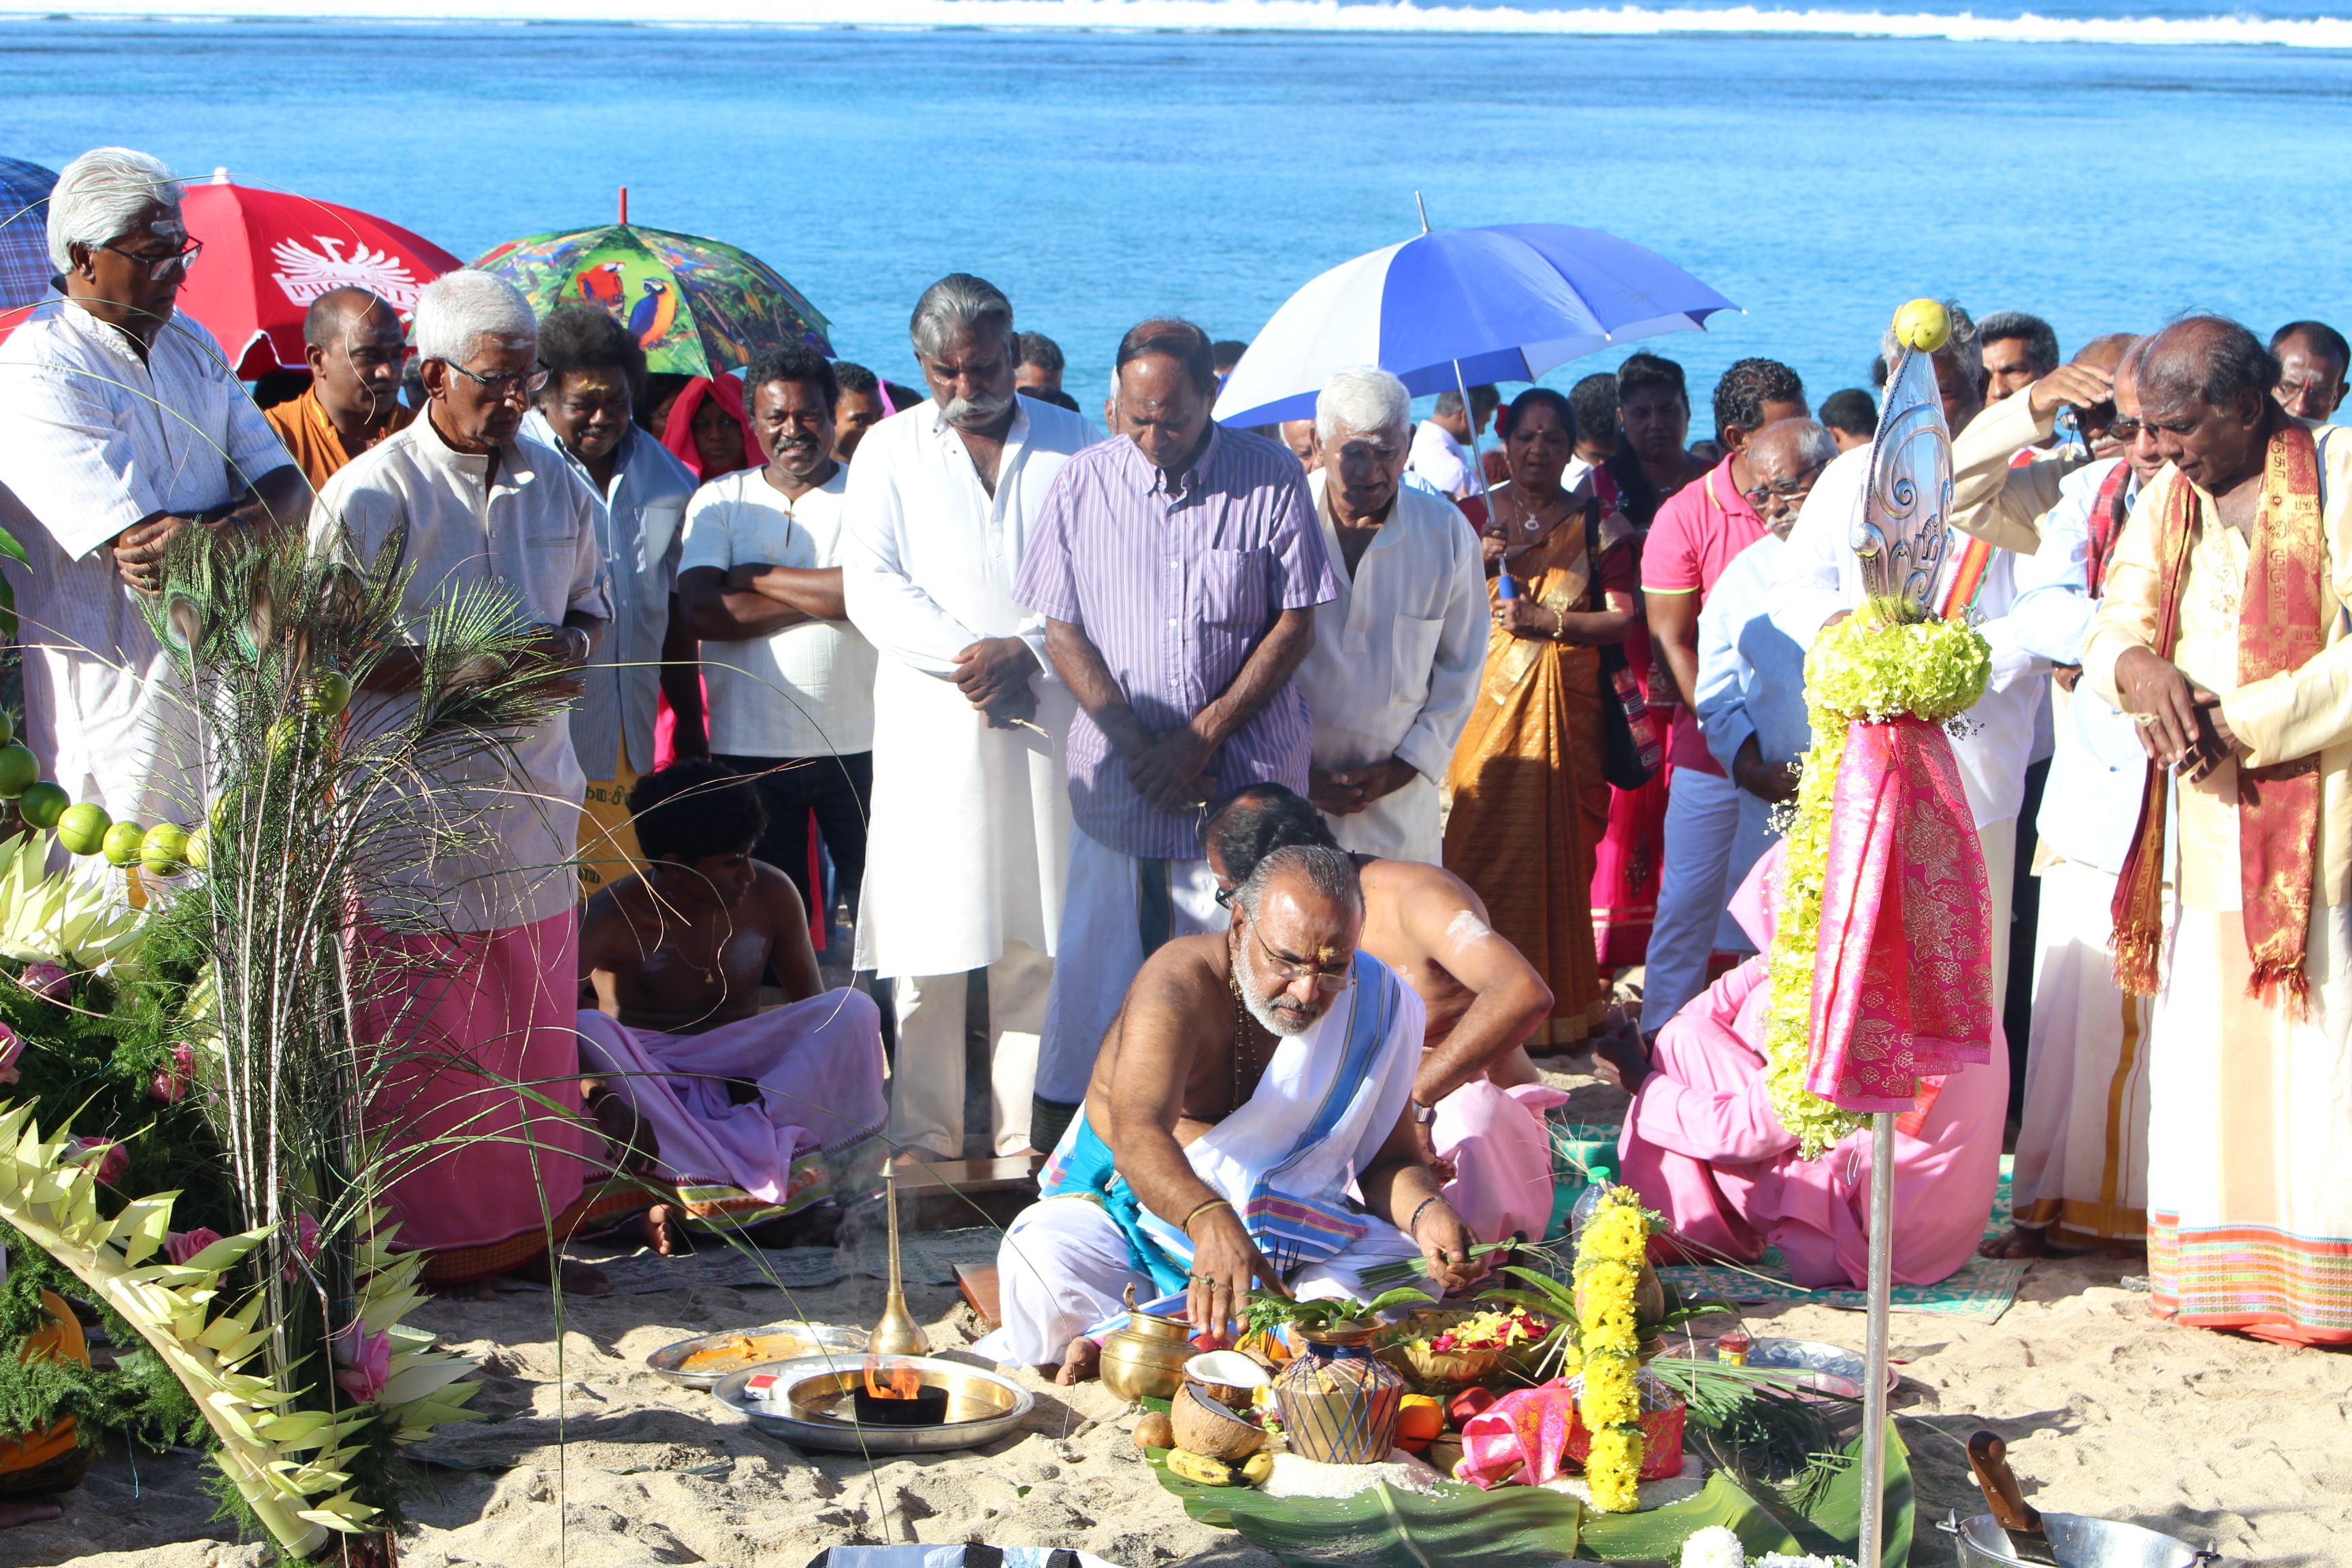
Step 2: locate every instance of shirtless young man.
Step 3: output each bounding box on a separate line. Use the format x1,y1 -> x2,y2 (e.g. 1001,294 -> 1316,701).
1203,786 -> 1564,1240
987,845 -> 1483,1384
578,760 -> 864,1254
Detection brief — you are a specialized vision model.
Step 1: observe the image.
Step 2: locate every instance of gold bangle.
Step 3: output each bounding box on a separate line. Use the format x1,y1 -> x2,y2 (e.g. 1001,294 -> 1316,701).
1182,1198 -> 1233,1234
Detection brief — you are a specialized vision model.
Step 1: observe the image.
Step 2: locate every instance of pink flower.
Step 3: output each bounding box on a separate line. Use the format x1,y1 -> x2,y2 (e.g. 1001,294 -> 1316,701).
19,963 -> 69,1002
330,1319 -> 393,1403
0,1022 -> 22,1085
148,1041 -> 195,1103
165,1227 -> 224,1264
283,1211 -> 322,1280
70,1136 -> 129,1186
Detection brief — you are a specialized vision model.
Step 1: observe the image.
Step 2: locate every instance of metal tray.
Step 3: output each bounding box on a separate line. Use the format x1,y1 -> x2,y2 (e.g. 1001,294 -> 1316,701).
715,1354 -> 1034,1454
646,1322 -> 869,1390
1744,1335 -> 1900,1399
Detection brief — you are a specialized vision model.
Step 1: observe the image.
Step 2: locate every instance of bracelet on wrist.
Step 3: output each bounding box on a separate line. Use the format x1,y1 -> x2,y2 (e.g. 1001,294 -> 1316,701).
1182,1197 -> 1234,1235
1407,1194 -> 1447,1237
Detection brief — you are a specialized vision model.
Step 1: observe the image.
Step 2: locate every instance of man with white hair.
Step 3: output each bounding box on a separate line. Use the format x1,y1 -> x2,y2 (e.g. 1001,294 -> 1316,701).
840,274 -> 1094,1162
317,268 -> 613,1297
0,146 -> 306,843
1292,365 -> 1486,863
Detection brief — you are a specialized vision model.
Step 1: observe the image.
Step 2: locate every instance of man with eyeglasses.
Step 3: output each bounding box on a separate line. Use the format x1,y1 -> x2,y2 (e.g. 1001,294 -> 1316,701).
316,267 -> 614,1301
1639,358 -> 1808,1035
0,146 -> 307,864
1291,366 -> 1488,865
976,842 -> 1480,1386
263,287 -> 413,488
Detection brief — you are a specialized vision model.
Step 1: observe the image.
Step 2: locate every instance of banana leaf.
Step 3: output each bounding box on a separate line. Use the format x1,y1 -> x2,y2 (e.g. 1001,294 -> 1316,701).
1150,1424 -> 1910,1567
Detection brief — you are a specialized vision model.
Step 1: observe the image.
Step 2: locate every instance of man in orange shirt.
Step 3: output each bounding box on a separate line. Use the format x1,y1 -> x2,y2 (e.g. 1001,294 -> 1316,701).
263,286 -> 411,487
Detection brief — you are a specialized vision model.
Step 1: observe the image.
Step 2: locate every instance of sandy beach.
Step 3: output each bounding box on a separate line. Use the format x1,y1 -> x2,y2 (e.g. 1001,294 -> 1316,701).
9,1061 -> 2345,1568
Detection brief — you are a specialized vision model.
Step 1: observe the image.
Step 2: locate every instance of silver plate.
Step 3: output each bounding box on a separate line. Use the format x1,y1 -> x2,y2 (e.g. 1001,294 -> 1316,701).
646,1322 -> 870,1390
1742,1336 -> 1899,1399
715,1354 -> 1035,1454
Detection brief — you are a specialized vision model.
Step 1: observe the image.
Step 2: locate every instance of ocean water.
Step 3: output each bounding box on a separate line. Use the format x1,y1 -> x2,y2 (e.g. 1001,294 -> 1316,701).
1,6 -> 2347,415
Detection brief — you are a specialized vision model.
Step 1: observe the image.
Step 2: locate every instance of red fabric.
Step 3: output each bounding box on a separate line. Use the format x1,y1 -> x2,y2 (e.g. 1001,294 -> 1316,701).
659,374 -> 759,482
176,180 -> 461,377
1457,1378 -> 1686,1489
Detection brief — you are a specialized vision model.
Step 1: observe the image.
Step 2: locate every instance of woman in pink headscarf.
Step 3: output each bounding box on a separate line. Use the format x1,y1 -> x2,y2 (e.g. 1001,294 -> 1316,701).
1589,845 -> 2005,1288
659,373 -> 760,482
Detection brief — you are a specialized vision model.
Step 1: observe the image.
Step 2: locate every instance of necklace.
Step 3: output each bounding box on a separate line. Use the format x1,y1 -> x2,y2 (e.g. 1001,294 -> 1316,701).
1228,953 -> 1262,1113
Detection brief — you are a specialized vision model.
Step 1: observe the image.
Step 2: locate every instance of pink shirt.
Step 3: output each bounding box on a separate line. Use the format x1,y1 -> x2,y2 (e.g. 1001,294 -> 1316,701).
1640,456 -> 1766,774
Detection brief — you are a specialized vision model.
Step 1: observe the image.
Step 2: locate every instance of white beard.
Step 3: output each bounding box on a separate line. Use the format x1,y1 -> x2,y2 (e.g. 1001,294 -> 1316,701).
1235,939 -> 1321,1038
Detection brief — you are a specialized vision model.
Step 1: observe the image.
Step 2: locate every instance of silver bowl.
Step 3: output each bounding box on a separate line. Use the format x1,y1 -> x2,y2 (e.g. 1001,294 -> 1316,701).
646,1322 -> 869,1390
715,1354 -> 1034,1454
1944,1511 -> 2220,1568
1742,1336 -> 1899,1399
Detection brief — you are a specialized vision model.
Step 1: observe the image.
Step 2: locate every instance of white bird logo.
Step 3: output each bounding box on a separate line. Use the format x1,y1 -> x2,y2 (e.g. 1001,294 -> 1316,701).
269,236 -> 423,311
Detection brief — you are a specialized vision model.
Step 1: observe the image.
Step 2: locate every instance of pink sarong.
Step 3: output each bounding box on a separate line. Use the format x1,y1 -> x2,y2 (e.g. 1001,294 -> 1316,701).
359,910 -> 603,1283
1806,717 -> 1993,1111
1435,1079 -> 1570,1245
573,990 -> 887,1224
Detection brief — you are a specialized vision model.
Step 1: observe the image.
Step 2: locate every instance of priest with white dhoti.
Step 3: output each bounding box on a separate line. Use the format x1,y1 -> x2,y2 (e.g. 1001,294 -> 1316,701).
840,274 -> 1094,1161
977,844 -> 1484,1382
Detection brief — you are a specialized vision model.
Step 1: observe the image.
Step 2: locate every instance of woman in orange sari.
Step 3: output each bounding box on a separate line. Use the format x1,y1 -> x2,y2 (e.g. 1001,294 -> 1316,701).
1445,388 -> 1642,1047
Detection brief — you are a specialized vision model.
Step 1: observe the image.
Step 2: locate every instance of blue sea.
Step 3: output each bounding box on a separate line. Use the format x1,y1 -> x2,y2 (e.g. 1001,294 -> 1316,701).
1,1 -> 2347,414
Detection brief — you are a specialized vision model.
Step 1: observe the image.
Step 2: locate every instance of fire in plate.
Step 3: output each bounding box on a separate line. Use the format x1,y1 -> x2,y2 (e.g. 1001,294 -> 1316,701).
717,1354 -> 1034,1454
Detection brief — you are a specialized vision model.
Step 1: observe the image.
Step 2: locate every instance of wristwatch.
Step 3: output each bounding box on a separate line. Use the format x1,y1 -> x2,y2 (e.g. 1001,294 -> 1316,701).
1410,1098 -> 1436,1126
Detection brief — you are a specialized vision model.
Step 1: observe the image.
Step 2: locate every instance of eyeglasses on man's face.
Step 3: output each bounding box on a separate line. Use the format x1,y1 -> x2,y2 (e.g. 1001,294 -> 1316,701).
1742,457 -> 1830,510
442,359 -> 552,400
1244,923 -> 1354,994
95,238 -> 201,281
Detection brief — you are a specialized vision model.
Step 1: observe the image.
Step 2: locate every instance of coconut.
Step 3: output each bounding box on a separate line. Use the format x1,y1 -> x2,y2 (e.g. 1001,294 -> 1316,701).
1171,1381 -> 1265,1461
1186,1350 -> 1272,1409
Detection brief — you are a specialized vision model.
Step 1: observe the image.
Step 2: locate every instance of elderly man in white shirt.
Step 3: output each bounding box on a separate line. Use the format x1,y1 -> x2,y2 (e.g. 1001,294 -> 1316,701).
1767,304 -> 2045,1017
1295,366 -> 1487,863
680,345 -> 880,941
317,269 -> 612,1298
0,146 -> 306,851
522,305 -> 701,894
841,274 -> 1094,1161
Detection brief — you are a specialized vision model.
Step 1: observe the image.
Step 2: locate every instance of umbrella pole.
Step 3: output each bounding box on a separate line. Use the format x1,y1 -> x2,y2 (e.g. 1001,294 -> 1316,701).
1449,357 -> 1492,515
1857,1108 -> 1897,1568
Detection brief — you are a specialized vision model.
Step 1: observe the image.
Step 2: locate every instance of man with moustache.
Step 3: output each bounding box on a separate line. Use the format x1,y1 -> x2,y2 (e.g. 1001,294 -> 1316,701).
527,306 -> 703,889
2270,320 -> 2348,423
841,274 -> 1095,1161
977,845 -> 1480,1383
677,345 -> 879,934
0,146 -> 306,855
265,286 -> 414,487
1015,318 -> 1336,1158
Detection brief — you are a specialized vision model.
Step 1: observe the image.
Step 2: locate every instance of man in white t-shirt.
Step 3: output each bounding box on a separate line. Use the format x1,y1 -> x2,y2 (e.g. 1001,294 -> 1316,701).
677,348 -> 880,938
1404,383 -> 1497,498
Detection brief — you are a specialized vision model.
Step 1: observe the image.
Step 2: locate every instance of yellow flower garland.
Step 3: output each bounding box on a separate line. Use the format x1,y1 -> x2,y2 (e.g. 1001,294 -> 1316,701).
1762,606 -> 1991,1156
1573,1186 -> 1651,1512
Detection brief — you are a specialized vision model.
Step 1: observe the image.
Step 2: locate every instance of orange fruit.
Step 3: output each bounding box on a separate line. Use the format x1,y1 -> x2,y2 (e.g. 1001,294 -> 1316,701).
1396,1395 -> 1444,1443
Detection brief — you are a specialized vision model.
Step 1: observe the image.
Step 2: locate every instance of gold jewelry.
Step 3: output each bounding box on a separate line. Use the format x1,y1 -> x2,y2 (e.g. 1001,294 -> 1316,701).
2134,711 -> 2160,728
1183,1198 -> 1234,1235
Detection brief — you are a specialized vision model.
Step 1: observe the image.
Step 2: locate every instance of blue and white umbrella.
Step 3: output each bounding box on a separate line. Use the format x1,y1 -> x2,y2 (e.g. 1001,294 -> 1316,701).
1211,223 -> 1739,428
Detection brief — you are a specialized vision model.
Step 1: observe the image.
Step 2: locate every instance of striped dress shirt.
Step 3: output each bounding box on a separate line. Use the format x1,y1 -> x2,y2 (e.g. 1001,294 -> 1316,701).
1015,424 -> 1336,860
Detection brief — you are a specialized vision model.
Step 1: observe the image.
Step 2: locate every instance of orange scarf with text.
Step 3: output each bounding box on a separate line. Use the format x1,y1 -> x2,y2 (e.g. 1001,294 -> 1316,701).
2110,421 -> 2325,1012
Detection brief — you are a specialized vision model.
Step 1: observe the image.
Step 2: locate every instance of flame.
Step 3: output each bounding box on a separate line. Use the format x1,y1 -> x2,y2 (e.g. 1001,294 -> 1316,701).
863,1356 -> 922,1400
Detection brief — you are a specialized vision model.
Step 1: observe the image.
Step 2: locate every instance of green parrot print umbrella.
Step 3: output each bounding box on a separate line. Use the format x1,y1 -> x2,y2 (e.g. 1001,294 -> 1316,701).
473,210 -> 831,376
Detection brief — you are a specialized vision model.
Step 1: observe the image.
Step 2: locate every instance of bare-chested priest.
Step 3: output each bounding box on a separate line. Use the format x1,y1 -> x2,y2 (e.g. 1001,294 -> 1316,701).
577,760 -> 887,1253
977,843 -> 1484,1384
1204,785 -> 1567,1245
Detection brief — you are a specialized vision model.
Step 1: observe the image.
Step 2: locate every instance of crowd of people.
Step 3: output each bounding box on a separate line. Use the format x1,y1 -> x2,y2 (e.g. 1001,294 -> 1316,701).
2,147 -> 2347,1362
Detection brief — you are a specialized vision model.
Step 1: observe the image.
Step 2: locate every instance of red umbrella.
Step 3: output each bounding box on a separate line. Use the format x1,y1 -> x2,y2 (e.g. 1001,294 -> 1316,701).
176,169 -> 461,378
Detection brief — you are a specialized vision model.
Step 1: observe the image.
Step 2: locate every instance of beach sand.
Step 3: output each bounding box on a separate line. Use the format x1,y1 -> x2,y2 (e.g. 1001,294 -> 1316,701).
10,1064 -> 2348,1567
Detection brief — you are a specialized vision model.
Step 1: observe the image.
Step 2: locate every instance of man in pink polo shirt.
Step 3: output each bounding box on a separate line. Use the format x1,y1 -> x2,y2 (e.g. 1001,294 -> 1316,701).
1639,358 -> 1810,1036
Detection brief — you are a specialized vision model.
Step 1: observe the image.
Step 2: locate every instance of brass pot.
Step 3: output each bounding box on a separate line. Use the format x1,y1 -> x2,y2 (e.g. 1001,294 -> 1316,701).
1098,1292 -> 1193,1404
1273,1333 -> 1404,1464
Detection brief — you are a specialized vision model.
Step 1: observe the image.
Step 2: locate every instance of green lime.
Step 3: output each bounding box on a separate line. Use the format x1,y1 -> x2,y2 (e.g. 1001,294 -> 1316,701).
140,821 -> 189,877
0,745 -> 37,799
209,789 -> 240,834
17,782 -> 69,831
101,821 -> 145,866
55,802 -> 111,856
185,828 -> 210,870
0,709 -> 15,747
307,670 -> 352,717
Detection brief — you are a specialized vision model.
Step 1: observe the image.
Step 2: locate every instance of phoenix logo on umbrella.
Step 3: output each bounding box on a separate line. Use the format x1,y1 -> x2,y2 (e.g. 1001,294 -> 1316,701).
269,236 -> 423,312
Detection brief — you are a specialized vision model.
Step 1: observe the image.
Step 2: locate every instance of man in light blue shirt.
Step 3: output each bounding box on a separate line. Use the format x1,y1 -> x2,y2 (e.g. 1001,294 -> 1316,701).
526,307 -> 703,893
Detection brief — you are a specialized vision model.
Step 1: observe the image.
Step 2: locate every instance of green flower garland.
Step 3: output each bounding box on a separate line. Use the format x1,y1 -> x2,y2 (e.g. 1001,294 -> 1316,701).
1762,606 -> 1992,1157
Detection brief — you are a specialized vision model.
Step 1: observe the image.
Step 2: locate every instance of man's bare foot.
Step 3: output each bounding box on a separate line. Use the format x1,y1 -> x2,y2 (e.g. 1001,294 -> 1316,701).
1053,1335 -> 1101,1386
1587,1033 -> 1652,1096
0,1499 -> 62,1530
1978,1224 -> 2082,1260
642,1204 -> 691,1258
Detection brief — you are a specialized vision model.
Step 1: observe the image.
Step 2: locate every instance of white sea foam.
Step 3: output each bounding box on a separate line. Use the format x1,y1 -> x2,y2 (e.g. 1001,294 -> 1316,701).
19,0 -> 2352,50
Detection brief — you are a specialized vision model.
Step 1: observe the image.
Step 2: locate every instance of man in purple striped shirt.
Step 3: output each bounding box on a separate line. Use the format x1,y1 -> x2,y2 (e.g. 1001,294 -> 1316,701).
1014,318 -> 1338,1149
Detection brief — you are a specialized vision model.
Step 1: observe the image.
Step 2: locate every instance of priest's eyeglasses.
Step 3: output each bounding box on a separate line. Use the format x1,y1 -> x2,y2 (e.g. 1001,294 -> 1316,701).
97,239 -> 201,280
442,360 -> 553,399
1245,926 -> 1355,994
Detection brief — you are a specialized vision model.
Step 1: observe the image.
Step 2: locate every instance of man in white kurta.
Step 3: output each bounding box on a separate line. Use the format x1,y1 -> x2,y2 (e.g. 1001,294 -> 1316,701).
1294,368 -> 1488,864
0,148 -> 304,849
840,278 -> 1094,1160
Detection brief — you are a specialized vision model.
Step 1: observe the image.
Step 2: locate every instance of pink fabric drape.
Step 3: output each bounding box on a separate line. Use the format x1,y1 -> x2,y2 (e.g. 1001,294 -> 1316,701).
1435,1079 -> 1570,1245
1804,716 -> 1993,1112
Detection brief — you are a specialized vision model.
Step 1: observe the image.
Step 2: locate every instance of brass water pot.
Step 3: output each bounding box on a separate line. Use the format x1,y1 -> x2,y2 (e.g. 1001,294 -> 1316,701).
1098,1284 -> 1192,1403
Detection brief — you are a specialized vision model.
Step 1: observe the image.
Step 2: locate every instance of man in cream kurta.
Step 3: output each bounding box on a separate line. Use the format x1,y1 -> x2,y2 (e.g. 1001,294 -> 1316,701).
1295,370 -> 1488,864
840,318 -> 1095,1160
2078,316 -> 2352,1347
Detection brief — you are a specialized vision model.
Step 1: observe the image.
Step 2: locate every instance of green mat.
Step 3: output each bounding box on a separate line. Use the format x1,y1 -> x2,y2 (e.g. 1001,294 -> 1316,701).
1151,1424 -> 1911,1567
